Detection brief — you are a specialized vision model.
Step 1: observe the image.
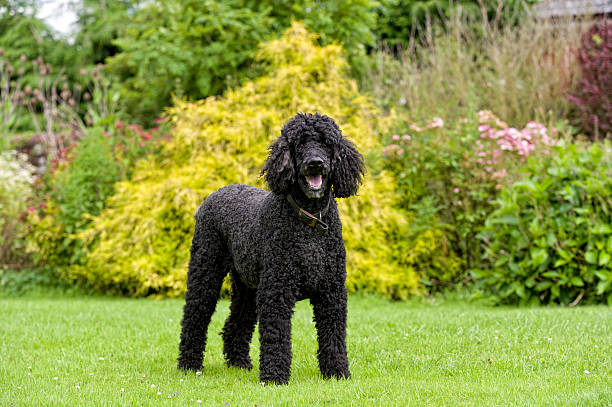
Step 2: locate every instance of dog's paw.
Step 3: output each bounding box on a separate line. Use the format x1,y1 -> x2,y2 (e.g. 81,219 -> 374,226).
322,369 -> 350,380
177,359 -> 203,373
227,358 -> 253,371
259,375 -> 289,386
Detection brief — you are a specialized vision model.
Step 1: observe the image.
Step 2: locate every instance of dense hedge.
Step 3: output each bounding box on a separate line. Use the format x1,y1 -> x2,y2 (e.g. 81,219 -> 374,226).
71,23 -> 424,298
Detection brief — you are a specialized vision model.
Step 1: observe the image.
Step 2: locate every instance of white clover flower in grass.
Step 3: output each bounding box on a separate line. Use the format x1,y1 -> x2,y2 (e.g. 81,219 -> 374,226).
151,384 -> 155,388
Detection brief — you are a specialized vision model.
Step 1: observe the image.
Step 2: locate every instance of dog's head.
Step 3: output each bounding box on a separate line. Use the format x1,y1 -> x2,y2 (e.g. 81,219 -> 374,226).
261,113 -> 365,198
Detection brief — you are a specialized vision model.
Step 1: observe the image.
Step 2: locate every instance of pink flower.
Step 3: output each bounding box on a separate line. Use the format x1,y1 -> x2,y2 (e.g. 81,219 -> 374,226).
492,168 -> 507,178
453,187 -> 460,193
427,117 -> 444,129
392,134 -> 400,141
154,117 -> 167,124
114,120 -> 124,129
398,149 -> 404,155
138,142 -> 144,147
28,206 -> 35,212
128,124 -> 141,132
141,132 -> 152,141
477,125 -> 490,132
402,134 -> 411,141
103,132 -> 111,138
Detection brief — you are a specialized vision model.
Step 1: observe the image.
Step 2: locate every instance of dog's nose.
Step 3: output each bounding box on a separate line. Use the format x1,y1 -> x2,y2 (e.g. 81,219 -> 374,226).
307,157 -> 324,168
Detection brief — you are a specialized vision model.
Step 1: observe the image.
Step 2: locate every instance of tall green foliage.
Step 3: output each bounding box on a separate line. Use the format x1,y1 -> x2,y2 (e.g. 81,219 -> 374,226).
106,0 -> 273,122
73,23 -> 423,299
106,0 -> 379,123
375,0 -> 539,49
72,0 -> 141,65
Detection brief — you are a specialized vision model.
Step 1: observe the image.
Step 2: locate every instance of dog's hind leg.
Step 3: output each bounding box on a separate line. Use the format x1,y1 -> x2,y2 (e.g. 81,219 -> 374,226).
221,273 -> 257,370
177,216 -> 230,372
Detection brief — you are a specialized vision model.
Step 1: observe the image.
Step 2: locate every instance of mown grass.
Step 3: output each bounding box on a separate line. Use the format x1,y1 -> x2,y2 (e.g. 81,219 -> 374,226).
0,294 -> 610,406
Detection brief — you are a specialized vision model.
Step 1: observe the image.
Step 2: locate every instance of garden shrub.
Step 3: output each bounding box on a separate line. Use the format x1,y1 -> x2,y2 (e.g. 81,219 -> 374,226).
26,128 -> 120,268
476,142 -> 612,305
107,0 -> 378,123
382,111 -> 556,288
568,19 -> 612,139
25,123 -> 167,268
73,23 -> 423,299
0,151 -> 34,267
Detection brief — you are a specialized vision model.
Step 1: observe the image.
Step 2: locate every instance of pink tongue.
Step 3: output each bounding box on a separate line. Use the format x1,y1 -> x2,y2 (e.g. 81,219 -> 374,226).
306,174 -> 322,188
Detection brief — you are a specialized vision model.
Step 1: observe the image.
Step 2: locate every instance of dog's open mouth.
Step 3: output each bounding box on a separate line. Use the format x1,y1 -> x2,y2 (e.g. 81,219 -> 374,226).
305,174 -> 323,189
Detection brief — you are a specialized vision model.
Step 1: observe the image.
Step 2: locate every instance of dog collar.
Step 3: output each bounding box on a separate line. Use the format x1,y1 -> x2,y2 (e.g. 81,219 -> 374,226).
286,194 -> 330,235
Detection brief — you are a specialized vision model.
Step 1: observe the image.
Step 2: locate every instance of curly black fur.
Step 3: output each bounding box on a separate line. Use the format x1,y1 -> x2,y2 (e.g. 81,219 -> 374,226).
177,113 -> 365,385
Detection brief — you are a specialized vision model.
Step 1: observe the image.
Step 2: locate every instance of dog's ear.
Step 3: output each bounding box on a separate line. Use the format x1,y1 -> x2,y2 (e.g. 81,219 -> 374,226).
331,137 -> 365,198
261,137 -> 295,195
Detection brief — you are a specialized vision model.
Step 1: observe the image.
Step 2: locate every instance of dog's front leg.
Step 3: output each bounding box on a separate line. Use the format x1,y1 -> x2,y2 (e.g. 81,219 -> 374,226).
257,271 -> 296,385
311,287 -> 350,380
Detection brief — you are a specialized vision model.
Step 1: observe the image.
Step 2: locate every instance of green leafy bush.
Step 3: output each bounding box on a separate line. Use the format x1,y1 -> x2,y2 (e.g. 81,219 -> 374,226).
476,142 -> 612,305
107,0 -> 378,123
74,23 -> 424,299
107,0 -> 273,123
382,111 -> 557,288
0,151 -> 34,267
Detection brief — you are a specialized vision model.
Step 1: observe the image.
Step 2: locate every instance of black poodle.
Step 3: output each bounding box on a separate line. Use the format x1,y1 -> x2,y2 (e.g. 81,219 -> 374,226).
177,112 -> 365,385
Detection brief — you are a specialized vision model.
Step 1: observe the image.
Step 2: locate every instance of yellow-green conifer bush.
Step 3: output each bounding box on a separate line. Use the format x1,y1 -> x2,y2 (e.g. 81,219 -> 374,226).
71,23 -> 427,298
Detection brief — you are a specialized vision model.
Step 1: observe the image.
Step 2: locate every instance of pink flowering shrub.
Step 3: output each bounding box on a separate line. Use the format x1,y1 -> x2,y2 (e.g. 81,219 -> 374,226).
383,111 -> 557,286
25,119 -> 170,269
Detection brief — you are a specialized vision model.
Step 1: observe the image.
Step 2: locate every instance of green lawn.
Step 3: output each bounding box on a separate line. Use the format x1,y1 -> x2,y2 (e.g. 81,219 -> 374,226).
0,295 -> 610,406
